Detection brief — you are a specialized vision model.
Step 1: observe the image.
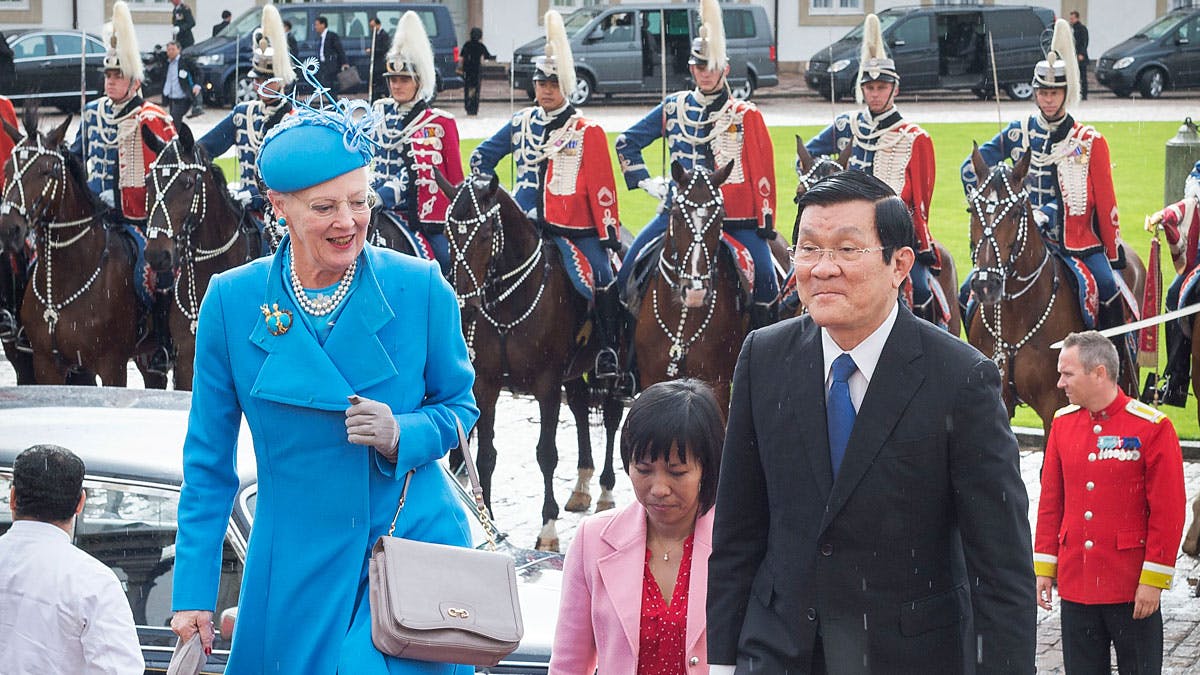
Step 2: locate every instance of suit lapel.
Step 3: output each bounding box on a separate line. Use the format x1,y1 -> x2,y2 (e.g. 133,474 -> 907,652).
596,504 -> 649,663
794,317 -> 834,503
685,510 -> 715,655
820,308 -> 925,531
248,244 -> 397,410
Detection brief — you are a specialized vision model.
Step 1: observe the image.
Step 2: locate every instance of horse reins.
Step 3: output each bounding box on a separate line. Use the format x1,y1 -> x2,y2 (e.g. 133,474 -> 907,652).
654,169 -> 723,378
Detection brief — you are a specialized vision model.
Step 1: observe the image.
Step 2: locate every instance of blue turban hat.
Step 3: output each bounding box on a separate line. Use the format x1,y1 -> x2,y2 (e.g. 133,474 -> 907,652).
257,57 -> 378,193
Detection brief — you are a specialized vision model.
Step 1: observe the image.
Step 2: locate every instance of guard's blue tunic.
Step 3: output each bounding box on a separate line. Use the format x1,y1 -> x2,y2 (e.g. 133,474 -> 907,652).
172,241 -> 478,674
197,100 -> 290,212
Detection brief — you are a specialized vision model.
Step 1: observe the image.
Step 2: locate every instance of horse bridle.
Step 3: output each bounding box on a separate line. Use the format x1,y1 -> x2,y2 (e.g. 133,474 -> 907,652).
654,168 -> 724,377
795,156 -> 842,195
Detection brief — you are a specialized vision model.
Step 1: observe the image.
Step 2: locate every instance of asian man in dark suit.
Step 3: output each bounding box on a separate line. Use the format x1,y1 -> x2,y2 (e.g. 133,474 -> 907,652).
707,171 -> 1036,674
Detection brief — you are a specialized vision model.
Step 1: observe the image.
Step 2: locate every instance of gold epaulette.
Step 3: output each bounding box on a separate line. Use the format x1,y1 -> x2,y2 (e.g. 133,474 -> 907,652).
1054,404 -> 1081,418
1125,399 -> 1167,424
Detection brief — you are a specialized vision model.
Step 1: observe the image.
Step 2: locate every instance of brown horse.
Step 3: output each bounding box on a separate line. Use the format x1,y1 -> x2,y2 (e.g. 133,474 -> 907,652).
0,109 -> 165,387
634,160 -> 748,412
789,136 -> 961,335
966,146 -> 1144,434
142,123 -> 265,390
436,172 -> 623,552
0,244 -> 35,384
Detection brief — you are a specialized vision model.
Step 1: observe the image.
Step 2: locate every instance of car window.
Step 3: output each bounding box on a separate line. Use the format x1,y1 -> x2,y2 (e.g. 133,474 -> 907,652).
279,9 -> 309,43
342,11 -> 370,40
590,11 -> 636,44
320,14 -> 343,36
11,35 -> 47,59
892,16 -> 933,47
564,9 -> 603,38
723,9 -> 757,40
988,9 -> 1049,40
50,34 -> 89,57
87,38 -> 105,55
1177,16 -> 1200,42
843,11 -> 903,41
1134,13 -> 1183,40
227,10 -> 263,37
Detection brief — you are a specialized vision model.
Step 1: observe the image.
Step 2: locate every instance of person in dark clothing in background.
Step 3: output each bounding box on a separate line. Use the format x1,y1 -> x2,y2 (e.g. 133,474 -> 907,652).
212,10 -> 232,38
283,20 -> 299,58
162,41 -> 200,126
459,27 -> 494,116
0,31 -> 14,93
171,0 -> 195,49
314,15 -> 348,94
1069,11 -> 1089,100
365,16 -> 389,102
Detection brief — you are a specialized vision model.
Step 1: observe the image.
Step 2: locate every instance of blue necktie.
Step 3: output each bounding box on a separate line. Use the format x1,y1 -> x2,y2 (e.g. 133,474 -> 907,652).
827,353 -> 858,479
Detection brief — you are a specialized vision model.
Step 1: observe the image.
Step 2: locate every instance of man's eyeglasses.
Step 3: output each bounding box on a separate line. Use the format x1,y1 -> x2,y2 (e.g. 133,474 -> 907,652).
791,245 -> 889,266
300,193 -> 377,219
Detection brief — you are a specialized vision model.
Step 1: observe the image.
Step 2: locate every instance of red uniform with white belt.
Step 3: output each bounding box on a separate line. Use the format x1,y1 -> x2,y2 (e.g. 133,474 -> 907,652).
1034,393 -> 1186,604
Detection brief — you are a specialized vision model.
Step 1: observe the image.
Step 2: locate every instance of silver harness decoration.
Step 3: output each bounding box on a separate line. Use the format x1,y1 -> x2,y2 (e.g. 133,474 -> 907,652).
654,169 -> 723,377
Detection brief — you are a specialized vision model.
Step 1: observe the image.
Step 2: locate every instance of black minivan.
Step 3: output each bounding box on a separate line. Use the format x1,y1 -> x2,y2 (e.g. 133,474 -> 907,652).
1096,7 -> 1200,99
806,5 -> 1054,101
183,3 -> 462,107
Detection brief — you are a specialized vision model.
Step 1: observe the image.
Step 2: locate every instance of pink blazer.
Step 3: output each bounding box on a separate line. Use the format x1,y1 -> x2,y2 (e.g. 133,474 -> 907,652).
549,501 -> 714,675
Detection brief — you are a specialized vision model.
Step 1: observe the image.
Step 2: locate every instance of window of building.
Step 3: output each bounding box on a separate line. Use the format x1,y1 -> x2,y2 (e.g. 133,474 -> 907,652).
810,0 -> 863,16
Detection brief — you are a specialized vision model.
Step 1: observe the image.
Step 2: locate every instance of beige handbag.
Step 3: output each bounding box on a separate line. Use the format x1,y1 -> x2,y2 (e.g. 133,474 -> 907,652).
368,418 -> 523,666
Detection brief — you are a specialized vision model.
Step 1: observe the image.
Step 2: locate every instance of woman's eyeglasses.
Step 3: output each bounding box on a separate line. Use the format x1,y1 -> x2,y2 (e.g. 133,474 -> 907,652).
301,192 -> 377,219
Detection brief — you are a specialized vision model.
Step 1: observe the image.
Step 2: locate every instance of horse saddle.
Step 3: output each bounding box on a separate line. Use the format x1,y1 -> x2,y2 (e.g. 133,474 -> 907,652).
374,209 -> 436,261
621,233 -> 755,314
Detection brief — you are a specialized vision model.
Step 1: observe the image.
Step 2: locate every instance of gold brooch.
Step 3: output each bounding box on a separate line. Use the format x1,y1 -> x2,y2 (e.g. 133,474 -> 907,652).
260,303 -> 293,336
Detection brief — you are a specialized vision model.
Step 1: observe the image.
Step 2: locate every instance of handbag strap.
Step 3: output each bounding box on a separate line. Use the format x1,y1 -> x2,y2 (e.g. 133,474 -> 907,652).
387,416 -> 500,551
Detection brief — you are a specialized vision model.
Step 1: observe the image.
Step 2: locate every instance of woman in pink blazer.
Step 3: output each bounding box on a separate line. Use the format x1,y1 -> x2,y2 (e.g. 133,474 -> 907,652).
550,379 -> 724,675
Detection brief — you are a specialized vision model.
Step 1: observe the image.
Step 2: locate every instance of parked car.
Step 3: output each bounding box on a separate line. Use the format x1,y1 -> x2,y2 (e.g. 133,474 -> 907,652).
511,3 -> 779,105
174,2 -> 462,107
0,386 -> 560,674
805,5 -> 1054,101
1096,7 -> 1200,99
1,29 -> 107,112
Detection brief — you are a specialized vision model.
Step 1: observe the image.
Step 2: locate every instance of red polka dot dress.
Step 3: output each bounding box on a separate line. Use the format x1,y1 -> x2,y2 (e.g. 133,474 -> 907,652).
636,534 -> 695,675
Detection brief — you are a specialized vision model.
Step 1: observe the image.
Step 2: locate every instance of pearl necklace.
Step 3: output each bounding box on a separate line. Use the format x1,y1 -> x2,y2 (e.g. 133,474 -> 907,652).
289,252 -> 357,317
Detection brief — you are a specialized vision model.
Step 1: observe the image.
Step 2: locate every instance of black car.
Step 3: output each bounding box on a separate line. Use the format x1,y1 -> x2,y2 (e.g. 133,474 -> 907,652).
1,29 -> 107,113
178,2 -> 463,107
1096,7 -> 1200,99
805,5 -> 1054,101
0,386 -> 560,674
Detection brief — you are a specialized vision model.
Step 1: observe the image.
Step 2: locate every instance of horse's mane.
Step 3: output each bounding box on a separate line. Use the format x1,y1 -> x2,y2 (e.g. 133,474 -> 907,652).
62,148 -> 106,215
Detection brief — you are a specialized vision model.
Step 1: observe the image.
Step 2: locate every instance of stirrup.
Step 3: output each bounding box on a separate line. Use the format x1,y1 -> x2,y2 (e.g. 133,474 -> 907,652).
0,309 -> 15,341
147,346 -> 173,376
594,348 -> 619,379
15,327 -> 32,354
613,372 -> 637,401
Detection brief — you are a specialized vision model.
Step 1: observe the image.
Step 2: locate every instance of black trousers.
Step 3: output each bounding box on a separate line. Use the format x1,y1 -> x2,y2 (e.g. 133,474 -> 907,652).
1079,58 -> 1090,99
1061,600 -> 1163,674
463,72 -> 481,115
166,97 -> 191,127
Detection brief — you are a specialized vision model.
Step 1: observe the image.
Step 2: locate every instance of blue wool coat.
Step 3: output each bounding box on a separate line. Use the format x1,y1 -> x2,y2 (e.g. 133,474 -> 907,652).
172,240 -> 479,674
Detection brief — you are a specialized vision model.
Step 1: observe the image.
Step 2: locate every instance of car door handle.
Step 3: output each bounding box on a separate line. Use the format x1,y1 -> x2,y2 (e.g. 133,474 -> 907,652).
40,61 -> 54,68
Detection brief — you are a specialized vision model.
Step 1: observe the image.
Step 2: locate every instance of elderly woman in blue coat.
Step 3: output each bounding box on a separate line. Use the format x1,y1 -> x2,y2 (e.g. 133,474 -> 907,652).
168,88 -> 478,674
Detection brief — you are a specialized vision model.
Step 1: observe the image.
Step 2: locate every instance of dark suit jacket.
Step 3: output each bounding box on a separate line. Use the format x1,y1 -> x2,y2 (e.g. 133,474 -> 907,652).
708,306 -> 1035,674
317,29 -> 348,89
172,2 -> 195,49
1072,22 -> 1089,61
212,20 -> 229,38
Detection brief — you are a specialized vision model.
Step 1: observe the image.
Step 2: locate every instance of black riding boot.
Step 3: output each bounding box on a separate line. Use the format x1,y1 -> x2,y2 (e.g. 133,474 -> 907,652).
593,285 -> 623,380
749,302 -> 777,330
0,308 -> 15,341
148,293 -> 173,376
1144,318 -> 1191,406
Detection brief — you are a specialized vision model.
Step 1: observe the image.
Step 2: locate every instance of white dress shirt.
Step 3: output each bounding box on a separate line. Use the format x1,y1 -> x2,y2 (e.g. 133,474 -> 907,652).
0,520 -> 145,674
709,304 -> 901,675
820,301 -> 900,410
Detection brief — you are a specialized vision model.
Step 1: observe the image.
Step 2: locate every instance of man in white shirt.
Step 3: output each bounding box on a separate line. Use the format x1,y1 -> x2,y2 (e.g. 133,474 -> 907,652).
707,170 -> 1035,673
0,445 -> 144,674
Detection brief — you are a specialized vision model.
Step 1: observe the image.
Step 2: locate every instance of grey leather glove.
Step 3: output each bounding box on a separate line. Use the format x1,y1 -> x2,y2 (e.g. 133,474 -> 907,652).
98,189 -> 115,209
346,395 -> 399,461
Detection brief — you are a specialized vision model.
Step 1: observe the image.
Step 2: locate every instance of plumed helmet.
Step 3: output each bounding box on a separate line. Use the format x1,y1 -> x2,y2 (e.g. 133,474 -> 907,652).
103,1 -> 143,82
856,13 -> 898,101
1032,19 -> 1080,109
248,4 -> 295,86
384,11 -> 437,101
532,10 -> 576,100
689,0 -> 727,72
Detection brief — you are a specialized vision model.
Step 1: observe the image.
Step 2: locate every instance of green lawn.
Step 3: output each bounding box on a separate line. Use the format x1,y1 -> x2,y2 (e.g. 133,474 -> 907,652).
217,120 -> 1198,437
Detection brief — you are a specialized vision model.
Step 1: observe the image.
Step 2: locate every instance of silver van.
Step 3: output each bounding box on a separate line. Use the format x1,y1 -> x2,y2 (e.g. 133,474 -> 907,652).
511,4 -> 778,105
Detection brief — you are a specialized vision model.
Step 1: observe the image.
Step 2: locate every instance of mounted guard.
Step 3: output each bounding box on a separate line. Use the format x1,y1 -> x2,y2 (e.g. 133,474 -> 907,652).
370,10 -> 464,276
469,10 -> 626,382
961,19 -> 1128,341
197,3 -> 294,244
1144,159 -> 1200,405
68,0 -> 177,374
806,14 -> 948,329
615,0 -> 778,329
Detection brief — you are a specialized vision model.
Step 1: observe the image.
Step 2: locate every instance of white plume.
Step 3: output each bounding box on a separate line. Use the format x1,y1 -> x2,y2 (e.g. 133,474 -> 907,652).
262,4 -> 294,85
108,1 -> 143,82
544,10 -> 575,100
699,0 -> 727,72
388,11 -> 436,101
1049,18 -> 1080,108
855,13 -> 888,105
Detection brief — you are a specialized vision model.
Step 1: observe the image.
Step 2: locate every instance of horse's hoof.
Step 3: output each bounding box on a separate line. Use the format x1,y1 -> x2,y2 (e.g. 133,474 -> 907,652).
564,490 -> 592,512
535,537 -> 560,552
596,497 -> 616,512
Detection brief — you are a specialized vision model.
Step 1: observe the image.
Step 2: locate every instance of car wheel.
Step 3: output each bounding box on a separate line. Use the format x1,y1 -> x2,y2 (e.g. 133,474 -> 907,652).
1138,68 -> 1165,99
730,74 -> 756,100
569,73 -> 594,106
1004,82 -> 1034,101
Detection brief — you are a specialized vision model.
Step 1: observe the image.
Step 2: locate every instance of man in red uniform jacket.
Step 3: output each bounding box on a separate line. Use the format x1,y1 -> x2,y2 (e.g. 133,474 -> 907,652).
1036,330 -> 1186,674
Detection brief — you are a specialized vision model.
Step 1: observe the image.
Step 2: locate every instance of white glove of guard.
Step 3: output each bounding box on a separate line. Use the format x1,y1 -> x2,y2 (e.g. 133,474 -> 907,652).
346,395 -> 399,461
228,186 -> 253,207
1032,209 -> 1050,227
638,176 -> 670,202
98,189 -> 115,208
